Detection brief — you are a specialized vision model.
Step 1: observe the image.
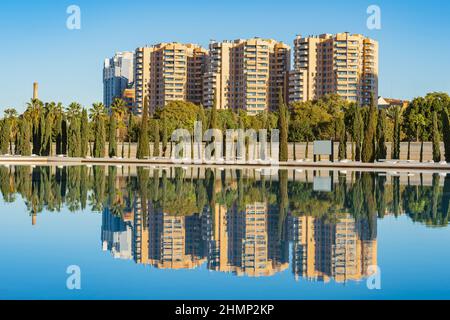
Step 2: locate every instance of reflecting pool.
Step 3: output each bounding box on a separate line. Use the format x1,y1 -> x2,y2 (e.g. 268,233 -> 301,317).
0,165 -> 449,299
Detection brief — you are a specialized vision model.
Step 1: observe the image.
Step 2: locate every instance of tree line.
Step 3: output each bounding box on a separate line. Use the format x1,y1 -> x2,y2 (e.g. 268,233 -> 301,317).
1,91 -> 449,163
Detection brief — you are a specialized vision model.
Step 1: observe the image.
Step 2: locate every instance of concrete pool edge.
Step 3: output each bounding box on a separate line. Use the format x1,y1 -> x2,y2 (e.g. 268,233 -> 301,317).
0,156 -> 449,172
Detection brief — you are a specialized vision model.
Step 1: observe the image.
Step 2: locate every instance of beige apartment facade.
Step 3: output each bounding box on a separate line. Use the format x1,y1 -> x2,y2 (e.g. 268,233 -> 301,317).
134,43 -> 207,115
289,33 -> 378,106
204,38 -> 291,115
292,214 -> 377,283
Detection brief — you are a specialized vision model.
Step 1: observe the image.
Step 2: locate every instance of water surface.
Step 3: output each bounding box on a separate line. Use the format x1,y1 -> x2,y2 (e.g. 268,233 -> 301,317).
0,165 -> 449,300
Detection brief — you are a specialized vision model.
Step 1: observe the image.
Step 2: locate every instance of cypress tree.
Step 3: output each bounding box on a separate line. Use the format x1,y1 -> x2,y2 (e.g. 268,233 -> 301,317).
338,117 -> 347,161
18,117 -> 31,156
362,96 -> 377,163
127,113 -> 133,158
198,104 -> 206,129
93,116 -> 106,158
278,89 -> 288,162
108,112 -> 117,158
68,117 -> 81,157
354,107 -> 364,161
0,119 -> 10,154
209,94 -> 217,130
80,109 -> 89,158
432,111 -> 441,162
136,97 -> 150,159
38,111 -> 47,155
55,112 -> 63,155
376,109 -> 387,160
161,117 -> 168,157
442,108 -> 450,162
392,106 -> 401,160
153,120 -> 160,157
61,117 -> 68,155
42,110 -> 53,156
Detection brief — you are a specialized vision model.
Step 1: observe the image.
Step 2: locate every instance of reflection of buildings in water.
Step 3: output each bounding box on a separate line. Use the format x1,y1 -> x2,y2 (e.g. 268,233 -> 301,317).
132,198 -> 207,270
101,189 -> 377,282
147,204 -> 207,269
291,214 -> 377,283
102,196 -> 208,269
101,207 -> 133,260
209,202 -> 289,277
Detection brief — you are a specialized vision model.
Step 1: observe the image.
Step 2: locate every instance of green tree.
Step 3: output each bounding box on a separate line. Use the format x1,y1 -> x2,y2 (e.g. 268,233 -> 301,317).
136,97 -> 150,159
80,109 -> 89,157
26,98 -> 44,155
354,107 -> 364,161
344,103 -> 358,160
127,113 -> 134,158
278,90 -> 289,162
4,109 -> 18,155
161,117 -> 168,157
0,118 -> 10,154
17,115 -> 32,156
376,109 -> 387,160
392,106 -> 401,160
41,102 -> 57,156
403,98 -> 422,160
153,120 -> 160,157
67,102 -> 82,157
90,103 -> 107,158
432,111 -> 441,162
54,103 -> 65,156
198,104 -> 206,129
337,117 -> 347,161
209,94 -> 218,130
108,110 -> 117,157
362,95 -> 377,163
111,98 -> 127,157
443,108 -> 450,162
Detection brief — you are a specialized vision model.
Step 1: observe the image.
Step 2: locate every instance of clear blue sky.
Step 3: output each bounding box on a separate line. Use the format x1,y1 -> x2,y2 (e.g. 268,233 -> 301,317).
0,0 -> 449,113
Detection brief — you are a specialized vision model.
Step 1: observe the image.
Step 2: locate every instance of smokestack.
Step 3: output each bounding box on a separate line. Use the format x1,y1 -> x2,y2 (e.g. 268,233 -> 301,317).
33,82 -> 38,100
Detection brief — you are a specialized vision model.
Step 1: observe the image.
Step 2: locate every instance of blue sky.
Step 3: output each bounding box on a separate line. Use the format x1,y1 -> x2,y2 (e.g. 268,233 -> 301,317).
0,0 -> 449,113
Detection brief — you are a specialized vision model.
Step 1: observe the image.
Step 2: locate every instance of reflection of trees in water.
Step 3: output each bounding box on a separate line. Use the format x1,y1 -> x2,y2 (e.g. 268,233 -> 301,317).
0,165 -> 449,228
403,173 -> 450,227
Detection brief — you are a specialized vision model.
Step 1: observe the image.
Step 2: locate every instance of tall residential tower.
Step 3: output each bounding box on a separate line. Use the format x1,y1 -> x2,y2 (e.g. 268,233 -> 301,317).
203,38 -> 291,115
289,33 -> 378,106
134,43 -> 207,115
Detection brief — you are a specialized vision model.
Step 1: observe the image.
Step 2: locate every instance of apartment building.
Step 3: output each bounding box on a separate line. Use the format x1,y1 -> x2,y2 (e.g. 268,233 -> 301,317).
203,38 -> 291,115
103,51 -> 135,108
134,43 -> 207,115
289,33 -> 378,106
291,214 -> 378,283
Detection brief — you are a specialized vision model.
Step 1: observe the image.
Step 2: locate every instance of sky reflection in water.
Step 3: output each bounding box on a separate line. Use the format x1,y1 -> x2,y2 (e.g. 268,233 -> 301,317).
0,165 -> 449,300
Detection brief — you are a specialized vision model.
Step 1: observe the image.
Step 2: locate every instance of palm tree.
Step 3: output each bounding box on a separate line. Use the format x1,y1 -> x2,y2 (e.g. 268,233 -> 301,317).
4,109 -> 18,154
42,102 -> 57,156
110,98 -> 127,158
26,98 -> 43,155
54,103 -> 66,155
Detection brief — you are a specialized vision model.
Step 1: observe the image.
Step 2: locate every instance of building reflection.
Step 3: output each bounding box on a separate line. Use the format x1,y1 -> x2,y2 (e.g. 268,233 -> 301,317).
100,169 -> 378,283
291,215 -> 377,283
208,202 -> 289,277
3,165 -> 449,283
